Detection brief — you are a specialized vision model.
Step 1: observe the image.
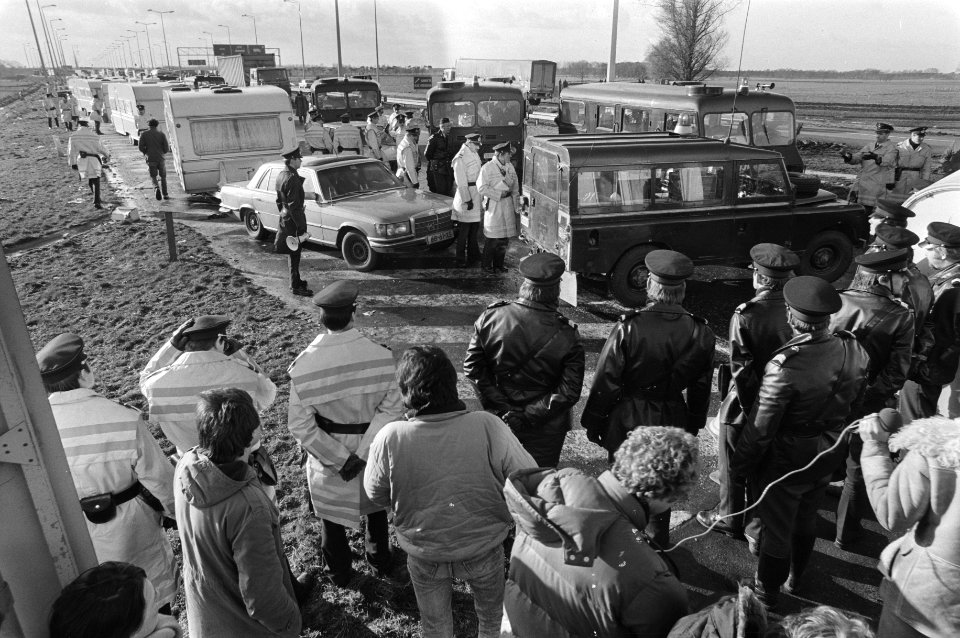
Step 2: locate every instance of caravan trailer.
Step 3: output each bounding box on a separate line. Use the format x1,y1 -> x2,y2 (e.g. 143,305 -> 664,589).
109,81 -> 178,142
66,77 -> 105,116
164,85 -> 297,194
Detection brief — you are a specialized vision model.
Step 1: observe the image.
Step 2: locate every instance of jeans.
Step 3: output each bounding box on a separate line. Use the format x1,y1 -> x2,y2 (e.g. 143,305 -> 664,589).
407,545 -> 505,638
148,160 -> 168,196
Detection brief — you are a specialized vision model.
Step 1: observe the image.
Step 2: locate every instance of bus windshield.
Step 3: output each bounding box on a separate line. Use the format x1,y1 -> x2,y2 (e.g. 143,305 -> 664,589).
752,110 -> 796,147
478,100 -> 523,126
431,101 -> 476,127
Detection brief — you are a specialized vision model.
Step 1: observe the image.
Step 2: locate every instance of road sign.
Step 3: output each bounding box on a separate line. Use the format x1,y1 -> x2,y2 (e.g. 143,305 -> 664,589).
413,76 -> 433,90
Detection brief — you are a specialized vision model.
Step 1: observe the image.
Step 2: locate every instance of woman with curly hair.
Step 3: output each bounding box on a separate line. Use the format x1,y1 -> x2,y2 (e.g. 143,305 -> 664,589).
502,426 -> 697,638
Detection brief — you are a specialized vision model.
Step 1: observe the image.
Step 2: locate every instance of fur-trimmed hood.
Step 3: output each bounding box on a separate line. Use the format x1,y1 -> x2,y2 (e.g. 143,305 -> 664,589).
889,417 -> 960,470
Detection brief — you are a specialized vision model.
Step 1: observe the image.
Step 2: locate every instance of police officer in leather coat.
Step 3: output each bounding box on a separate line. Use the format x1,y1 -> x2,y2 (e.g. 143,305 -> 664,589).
464,253 -> 585,468
582,249 -> 715,548
697,244 -> 798,542
732,276 -> 870,610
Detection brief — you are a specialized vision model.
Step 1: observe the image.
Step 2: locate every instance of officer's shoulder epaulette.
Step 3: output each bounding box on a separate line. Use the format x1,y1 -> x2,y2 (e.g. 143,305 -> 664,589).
734,300 -> 754,314
619,309 -> 643,322
554,311 -> 576,329
486,300 -> 511,310
835,329 -> 857,340
770,345 -> 800,368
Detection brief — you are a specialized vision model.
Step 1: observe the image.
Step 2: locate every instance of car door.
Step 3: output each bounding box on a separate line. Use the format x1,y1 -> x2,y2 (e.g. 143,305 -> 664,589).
254,168 -> 284,231
733,159 -> 795,256
297,167 -> 327,245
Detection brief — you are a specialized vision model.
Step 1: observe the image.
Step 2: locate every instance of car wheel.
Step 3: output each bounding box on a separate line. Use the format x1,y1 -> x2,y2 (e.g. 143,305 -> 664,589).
789,172 -> 821,198
243,210 -> 268,240
609,245 -> 656,308
799,230 -> 853,282
342,231 -> 380,271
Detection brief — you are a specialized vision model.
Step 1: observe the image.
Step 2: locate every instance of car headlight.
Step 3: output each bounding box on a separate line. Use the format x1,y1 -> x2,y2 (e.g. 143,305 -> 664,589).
374,221 -> 411,237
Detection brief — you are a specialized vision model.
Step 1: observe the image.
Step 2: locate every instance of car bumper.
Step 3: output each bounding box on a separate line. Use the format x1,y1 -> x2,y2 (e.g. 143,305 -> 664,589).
369,229 -> 454,253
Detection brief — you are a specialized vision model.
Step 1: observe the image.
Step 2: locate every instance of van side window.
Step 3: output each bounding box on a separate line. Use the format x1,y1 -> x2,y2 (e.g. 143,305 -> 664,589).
597,106 -> 615,131
190,116 -> 283,155
576,169 -> 653,212
532,151 -> 560,202
751,110 -> 796,146
561,100 -> 585,126
737,161 -> 788,200
665,112 -> 698,135
653,164 -> 725,206
703,112 -> 749,143
622,108 -> 651,132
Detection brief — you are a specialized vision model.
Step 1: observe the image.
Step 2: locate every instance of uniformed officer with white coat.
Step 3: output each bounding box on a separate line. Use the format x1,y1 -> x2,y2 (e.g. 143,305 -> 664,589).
90,92 -> 104,134
39,333 -> 179,612
304,107 -> 335,155
477,142 -> 520,272
893,126 -> 934,195
396,121 -> 421,188
42,92 -> 59,128
842,122 -> 898,212
452,132 -> 483,267
332,113 -> 364,157
287,281 -> 405,586
67,118 -> 110,209
363,111 -> 384,163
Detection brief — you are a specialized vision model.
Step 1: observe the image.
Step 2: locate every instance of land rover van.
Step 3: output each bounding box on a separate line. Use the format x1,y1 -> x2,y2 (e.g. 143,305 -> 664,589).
519,133 -> 868,306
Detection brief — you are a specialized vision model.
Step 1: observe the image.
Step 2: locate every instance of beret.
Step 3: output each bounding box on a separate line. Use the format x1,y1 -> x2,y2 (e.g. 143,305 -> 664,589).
464,133 -> 481,142
518,253 -> 565,285
405,121 -> 420,132
749,243 -> 800,277
874,225 -> 919,249
644,249 -> 693,283
909,126 -> 928,134
873,199 -> 915,221
281,147 -> 302,160
440,117 -> 451,124
492,142 -> 511,152
182,315 -> 231,337
36,333 -> 86,383
876,122 -> 894,132
926,222 -> 960,248
783,276 -> 841,320
313,280 -> 359,309
855,247 -> 909,273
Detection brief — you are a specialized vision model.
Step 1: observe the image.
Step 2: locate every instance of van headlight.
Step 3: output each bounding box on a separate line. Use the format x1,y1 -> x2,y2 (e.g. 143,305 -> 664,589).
375,221 -> 411,237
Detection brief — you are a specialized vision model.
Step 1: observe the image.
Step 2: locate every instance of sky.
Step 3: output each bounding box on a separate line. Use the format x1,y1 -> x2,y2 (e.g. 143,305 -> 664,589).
3,0 -> 959,73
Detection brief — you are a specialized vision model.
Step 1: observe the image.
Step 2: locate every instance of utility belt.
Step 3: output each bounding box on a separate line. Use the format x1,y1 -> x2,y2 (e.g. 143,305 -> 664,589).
80,481 -> 152,525
315,413 -> 370,435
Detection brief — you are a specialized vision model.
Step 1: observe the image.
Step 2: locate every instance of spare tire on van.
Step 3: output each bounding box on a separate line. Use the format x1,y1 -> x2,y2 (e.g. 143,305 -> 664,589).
788,172 -> 821,198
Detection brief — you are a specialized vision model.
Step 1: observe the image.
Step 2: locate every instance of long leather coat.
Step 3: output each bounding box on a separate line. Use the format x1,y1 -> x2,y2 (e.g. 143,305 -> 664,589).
830,287 -> 915,414
718,290 -> 792,427
582,303 -> 715,451
464,299 -> 585,436
731,331 -> 870,487
274,166 -> 307,253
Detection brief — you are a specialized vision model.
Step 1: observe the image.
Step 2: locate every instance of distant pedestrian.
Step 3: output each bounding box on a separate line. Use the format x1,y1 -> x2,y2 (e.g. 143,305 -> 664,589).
138,119 -> 170,201
893,126 -> 934,195
304,107 -> 334,155
275,147 -> 313,296
363,111 -> 384,162
477,142 -> 520,272
67,118 -> 109,209
332,112 -> 364,157
841,122 -> 897,213
451,133 -> 483,267
396,121 -> 421,188
134,104 -> 151,144
59,94 -> 72,131
42,92 -> 59,128
90,92 -> 104,134
386,103 -> 402,131
425,117 -> 455,195
68,92 -> 79,127
293,91 -> 309,125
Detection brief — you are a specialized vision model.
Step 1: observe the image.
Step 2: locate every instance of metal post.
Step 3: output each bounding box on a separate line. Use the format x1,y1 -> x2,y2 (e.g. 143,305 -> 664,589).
374,0 -> 380,84
37,4 -> 57,77
607,0 -> 618,82
137,21 -> 156,69
242,13 -> 258,44
24,0 -> 48,77
163,210 -> 178,261
334,0 -> 343,76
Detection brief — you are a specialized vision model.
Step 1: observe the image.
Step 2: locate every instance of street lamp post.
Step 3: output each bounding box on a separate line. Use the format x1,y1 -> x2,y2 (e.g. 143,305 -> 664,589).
283,0 -> 305,82
54,27 -> 68,71
37,4 -> 59,74
373,0 -> 380,84
48,18 -> 65,69
136,21 -> 156,69
24,0 -> 49,77
147,9 -> 174,68
334,0 -> 343,77
201,30 -> 214,65
240,13 -> 258,44
123,35 -> 137,72
217,24 -> 231,46
127,29 -> 144,69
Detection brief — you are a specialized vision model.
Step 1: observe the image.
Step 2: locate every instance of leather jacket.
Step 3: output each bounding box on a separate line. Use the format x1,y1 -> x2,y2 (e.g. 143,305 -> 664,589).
918,258 -> 960,303
731,330 -> 870,486
425,131 -> 455,174
274,167 -> 307,253
718,290 -> 792,427
830,286 -> 915,414
582,303 -> 715,450
464,299 -> 585,435
913,287 -> 960,387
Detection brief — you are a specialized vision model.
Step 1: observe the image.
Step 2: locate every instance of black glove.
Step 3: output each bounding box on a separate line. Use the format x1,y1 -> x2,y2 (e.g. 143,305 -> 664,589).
338,454 -> 366,482
501,411 -> 530,432
161,516 -> 178,530
861,151 -> 877,161
466,200 -> 474,210
71,164 -> 78,170
586,430 -> 603,446
219,335 -> 242,356
886,183 -> 895,190
840,151 -> 852,163
170,318 -> 195,351
875,156 -> 883,165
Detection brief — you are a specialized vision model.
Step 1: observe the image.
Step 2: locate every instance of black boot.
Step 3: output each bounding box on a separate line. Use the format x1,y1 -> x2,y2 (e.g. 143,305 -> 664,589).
786,534 -> 817,594
755,552 -> 790,610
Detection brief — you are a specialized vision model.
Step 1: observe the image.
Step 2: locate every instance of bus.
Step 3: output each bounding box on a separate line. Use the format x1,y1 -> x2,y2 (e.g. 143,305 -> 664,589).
425,79 -> 526,176
310,77 -> 382,124
108,81 -> 178,142
451,59 -> 557,104
556,82 -> 803,172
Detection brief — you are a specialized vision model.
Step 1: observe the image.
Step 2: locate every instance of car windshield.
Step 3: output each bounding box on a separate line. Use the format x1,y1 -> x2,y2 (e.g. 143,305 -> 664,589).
313,162 -> 403,200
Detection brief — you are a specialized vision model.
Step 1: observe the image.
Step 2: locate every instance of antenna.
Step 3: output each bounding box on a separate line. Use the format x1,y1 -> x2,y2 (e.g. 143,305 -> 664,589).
726,0 -> 752,142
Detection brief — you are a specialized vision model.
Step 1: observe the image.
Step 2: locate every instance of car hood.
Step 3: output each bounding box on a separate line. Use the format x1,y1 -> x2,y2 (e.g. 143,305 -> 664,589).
328,188 -> 452,223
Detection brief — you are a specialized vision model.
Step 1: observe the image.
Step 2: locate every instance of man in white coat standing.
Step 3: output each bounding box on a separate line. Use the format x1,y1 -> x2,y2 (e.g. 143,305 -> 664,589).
396,121 -> 421,189
452,132 -> 483,267
287,281 -> 405,587
842,122 -> 898,214
39,333 -> 179,613
67,118 -> 110,209
363,111 -> 384,163
478,142 -> 519,273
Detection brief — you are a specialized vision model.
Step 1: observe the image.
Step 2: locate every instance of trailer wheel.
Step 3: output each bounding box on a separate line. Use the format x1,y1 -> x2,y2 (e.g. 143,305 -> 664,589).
799,230 -> 853,282
609,245 -> 656,308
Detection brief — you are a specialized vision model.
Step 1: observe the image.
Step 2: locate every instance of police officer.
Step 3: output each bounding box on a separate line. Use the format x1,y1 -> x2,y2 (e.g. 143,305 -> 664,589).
464,253 -> 585,467
582,249 -> 715,547
831,249 -> 915,549
40,334 -> 179,613
452,132 -> 484,267
332,112 -> 364,157
732,277 -> 870,609
841,122 -> 898,213
893,126 -> 934,195
287,281 -> 405,586
133,104 -> 151,144
304,107 -> 334,155
363,111 -> 384,162
396,121 -> 421,188
42,92 -> 59,128
425,117 -> 455,196
67,118 -> 110,210
866,198 -> 915,238
697,244 -> 798,547
478,142 -> 520,273
90,92 -> 104,135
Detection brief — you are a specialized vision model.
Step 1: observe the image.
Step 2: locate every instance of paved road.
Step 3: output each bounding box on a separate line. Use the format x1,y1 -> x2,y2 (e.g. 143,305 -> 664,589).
800,124 -> 957,154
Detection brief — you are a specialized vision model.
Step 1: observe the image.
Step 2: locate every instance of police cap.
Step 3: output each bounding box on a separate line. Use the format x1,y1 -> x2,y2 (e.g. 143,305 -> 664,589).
464,133 -> 481,142
783,276 -> 841,321
281,147 -> 302,160
404,111 -> 415,118
182,315 -> 231,338
367,111 -> 379,119
313,280 -> 359,309
925,222 -> 960,248
492,142 -> 511,152
644,249 -> 693,283
405,121 -> 420,132
874,225 -> 920,250
876,122 -> 894,132
749,243 -> 800,277
36,333 -> 87,383
873,198 -> 916,221
855,247 -> 909,273
339,113 -> 351,123
518,253 -> 565,286
909,126 -> 928,135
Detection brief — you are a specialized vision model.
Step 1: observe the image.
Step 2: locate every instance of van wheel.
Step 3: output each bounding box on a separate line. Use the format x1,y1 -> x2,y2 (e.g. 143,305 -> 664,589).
799,230 -> 852,282
610,245 -> 656,308
244,210 -> 268,240
342,231 -> 380,271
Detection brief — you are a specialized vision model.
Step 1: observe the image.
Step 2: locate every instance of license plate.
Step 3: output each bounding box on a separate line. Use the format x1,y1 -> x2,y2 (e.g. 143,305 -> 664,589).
520,214 -> 530,227
425,230 -> 454,244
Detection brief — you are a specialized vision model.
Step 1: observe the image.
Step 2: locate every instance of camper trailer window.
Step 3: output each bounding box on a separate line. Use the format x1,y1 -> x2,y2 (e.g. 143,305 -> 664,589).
751,110 -> 795,147
477,100 -> 522,126
317,91 -> 349,111
190,116 -> 283,155
651,164 -> 725,206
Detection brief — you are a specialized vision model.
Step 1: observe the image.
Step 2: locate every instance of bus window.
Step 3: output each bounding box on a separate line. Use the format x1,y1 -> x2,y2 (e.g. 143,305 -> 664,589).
737,161 -> 788,200
478,100 -> 523,126
532,151 -> 560,202
432,101 -> 475,127
664,111 -> 698,135
622,108 -> 650,132
703,112 -> 749,143
597,105 -> 615,131
352,90 -> 380,109
653,164 -> 725,206
316,91 -> 348,111
561,100 -> 585,127
752,110 -> 796,146
190,117 -> 283,155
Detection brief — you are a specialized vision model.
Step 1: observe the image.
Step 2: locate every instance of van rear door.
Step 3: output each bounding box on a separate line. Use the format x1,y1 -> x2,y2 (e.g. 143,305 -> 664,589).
522,148 -> 563,254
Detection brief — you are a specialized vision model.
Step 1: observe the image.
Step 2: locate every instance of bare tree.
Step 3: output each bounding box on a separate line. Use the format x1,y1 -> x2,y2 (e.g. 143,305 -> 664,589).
648,0 -> 735,82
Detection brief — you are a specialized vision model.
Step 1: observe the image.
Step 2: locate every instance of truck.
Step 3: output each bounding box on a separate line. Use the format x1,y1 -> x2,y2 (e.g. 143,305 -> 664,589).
449,59 -> 557,104
217,54 -> 291,94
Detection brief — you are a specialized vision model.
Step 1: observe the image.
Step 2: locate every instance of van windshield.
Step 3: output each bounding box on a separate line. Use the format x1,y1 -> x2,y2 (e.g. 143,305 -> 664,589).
432,101 -> 475,127
561,100 -> 585,126
703,112 -> 749,143
256,69 -> 288,81
478,100 -> 523,126
752,110 -> 796,146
